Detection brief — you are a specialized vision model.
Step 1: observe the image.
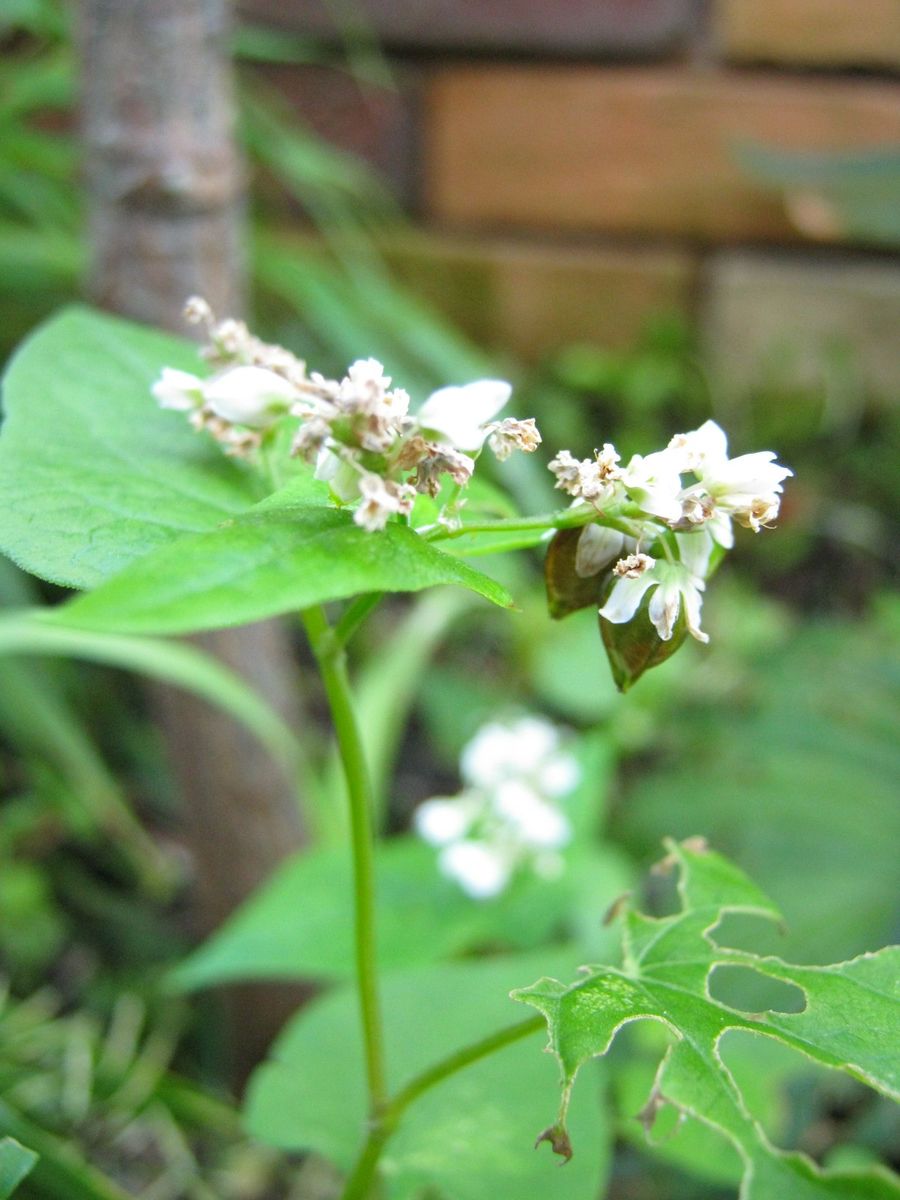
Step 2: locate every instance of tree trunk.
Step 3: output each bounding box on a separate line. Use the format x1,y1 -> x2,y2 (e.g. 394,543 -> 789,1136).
77,0 -> 306,1080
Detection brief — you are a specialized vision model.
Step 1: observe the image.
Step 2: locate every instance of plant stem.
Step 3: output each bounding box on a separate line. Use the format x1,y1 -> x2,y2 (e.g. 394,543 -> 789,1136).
332,592 -> 385,651
339,1016 -> 544,1200
301,605 -> 388,1118
389,1015 -> 543,1118
424,504 -> 645,544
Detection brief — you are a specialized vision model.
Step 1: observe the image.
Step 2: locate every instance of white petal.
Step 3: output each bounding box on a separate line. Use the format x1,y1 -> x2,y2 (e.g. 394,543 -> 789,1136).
439,841 -> 511,899
414,798 -> 471,846
708,510 -> 734,549
314,447 -> 360,502
460,723 -> 517,788
575,524 -> 625,578
152,367 -> 205,410
204,366 -> 294,427
509,796 -> 571,849
537,753 -> 581,797
598,573 -> 656,625
675,529 -> 714,579
711,451 -> 792,500
417,380 -> 512,449
684,419 -> 728,468
622,449 -> 685,523
493,779 -> 543,821
682,579 -> 709,643
648,578 -> 681,641
506,717 -> 559,769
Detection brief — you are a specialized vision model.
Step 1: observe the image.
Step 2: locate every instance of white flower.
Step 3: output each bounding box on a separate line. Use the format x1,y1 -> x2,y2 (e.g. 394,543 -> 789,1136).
438,840 -> 511,899
668,419 -> 728,473
537,753 -> 581,798
621,448 -> 684,523
203,365 -> 295,427
414,798 -> 474,846
152,367 -> 205,411
416,714 -> 578,899
353,473 -> 416,532
600,559 -> 708,644
493,781 -> 571,849
416,380 -> 512,450
460,717 -> 560,788
672,420 -> 792,539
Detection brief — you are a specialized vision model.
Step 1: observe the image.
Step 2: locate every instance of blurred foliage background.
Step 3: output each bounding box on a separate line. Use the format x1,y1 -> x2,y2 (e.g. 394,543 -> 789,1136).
0,1 -> 897,1197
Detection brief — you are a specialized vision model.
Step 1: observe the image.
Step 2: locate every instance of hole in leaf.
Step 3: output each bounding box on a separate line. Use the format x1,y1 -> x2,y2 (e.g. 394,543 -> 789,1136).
713,911 -> 787,955
709,965 -> 806,1014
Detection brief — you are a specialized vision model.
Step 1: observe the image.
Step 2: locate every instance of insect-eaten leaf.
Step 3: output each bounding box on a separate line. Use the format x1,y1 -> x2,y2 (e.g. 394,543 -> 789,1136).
544,528 -> 605,620
513,838 -> 900,1200
599,581 -> 687,692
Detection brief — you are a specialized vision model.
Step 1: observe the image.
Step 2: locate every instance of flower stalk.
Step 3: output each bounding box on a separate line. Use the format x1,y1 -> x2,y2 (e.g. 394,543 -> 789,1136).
301,605 -> 388,1119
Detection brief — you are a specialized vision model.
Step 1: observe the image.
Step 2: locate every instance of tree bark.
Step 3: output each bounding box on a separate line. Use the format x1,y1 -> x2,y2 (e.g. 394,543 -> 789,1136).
77,0 -> 306,1079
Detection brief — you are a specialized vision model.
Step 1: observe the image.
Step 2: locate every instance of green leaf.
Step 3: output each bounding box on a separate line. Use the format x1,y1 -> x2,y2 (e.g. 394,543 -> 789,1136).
544,528 -> 605,620
513,839 -> 900,1199
245,951 -> 611,1199
0,610 -> 301,767
600,583 -> 688,692
0,307 -> 259,589
43,506 -> 513,636
170,835 -> 632,989
617,616 -> 900,964
0,1138 -> 37,1199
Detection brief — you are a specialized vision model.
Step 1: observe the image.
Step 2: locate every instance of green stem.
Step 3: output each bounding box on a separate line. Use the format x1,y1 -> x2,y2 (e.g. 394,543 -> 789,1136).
424,504 -> 646,544
389,1015 -> 543,1118
332,592 -> 385,651
339,1016 -> 543,1200
302,605 -> 388,1118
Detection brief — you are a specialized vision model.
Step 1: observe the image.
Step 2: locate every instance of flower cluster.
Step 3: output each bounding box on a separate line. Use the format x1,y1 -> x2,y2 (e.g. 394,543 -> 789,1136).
414,716 -> 579,899
152,298 -> 541,532
549,421 -> 792,644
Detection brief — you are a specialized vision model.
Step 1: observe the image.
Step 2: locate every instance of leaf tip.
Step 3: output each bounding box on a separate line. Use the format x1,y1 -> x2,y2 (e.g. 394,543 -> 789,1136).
652,835 -> 709,876
602,891 -> 632,926
535,1123 -> 573,1163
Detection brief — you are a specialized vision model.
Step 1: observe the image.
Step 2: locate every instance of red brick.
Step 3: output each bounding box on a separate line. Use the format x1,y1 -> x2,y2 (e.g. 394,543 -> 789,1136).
425,67 -> 900,243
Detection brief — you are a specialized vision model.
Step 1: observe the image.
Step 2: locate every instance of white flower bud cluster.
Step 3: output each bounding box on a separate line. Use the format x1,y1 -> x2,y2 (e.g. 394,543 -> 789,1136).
152,298 -> 541,531
414,716 -> 580,900
551,420 -> 792,645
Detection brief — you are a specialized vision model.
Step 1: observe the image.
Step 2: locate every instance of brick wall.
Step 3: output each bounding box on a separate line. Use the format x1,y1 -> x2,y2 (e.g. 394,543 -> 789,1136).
240,0 -> 900,393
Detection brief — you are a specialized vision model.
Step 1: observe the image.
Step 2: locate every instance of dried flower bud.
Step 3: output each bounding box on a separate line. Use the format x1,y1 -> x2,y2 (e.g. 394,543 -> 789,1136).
413,447 -> 475,497
183,296 -> 214,328
487,417 -> 542,461
613,553 -> 655,579
353,474 -> 416,532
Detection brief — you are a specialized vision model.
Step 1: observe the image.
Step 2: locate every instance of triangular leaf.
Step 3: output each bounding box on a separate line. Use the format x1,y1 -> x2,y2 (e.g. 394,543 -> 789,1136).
245,952 -> 611,1200
0,307 -> 258,588
170,836 -> 631,988
43,506 -> 513,636
513,838 -> 900,1199
0,1138 -> 37,1199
